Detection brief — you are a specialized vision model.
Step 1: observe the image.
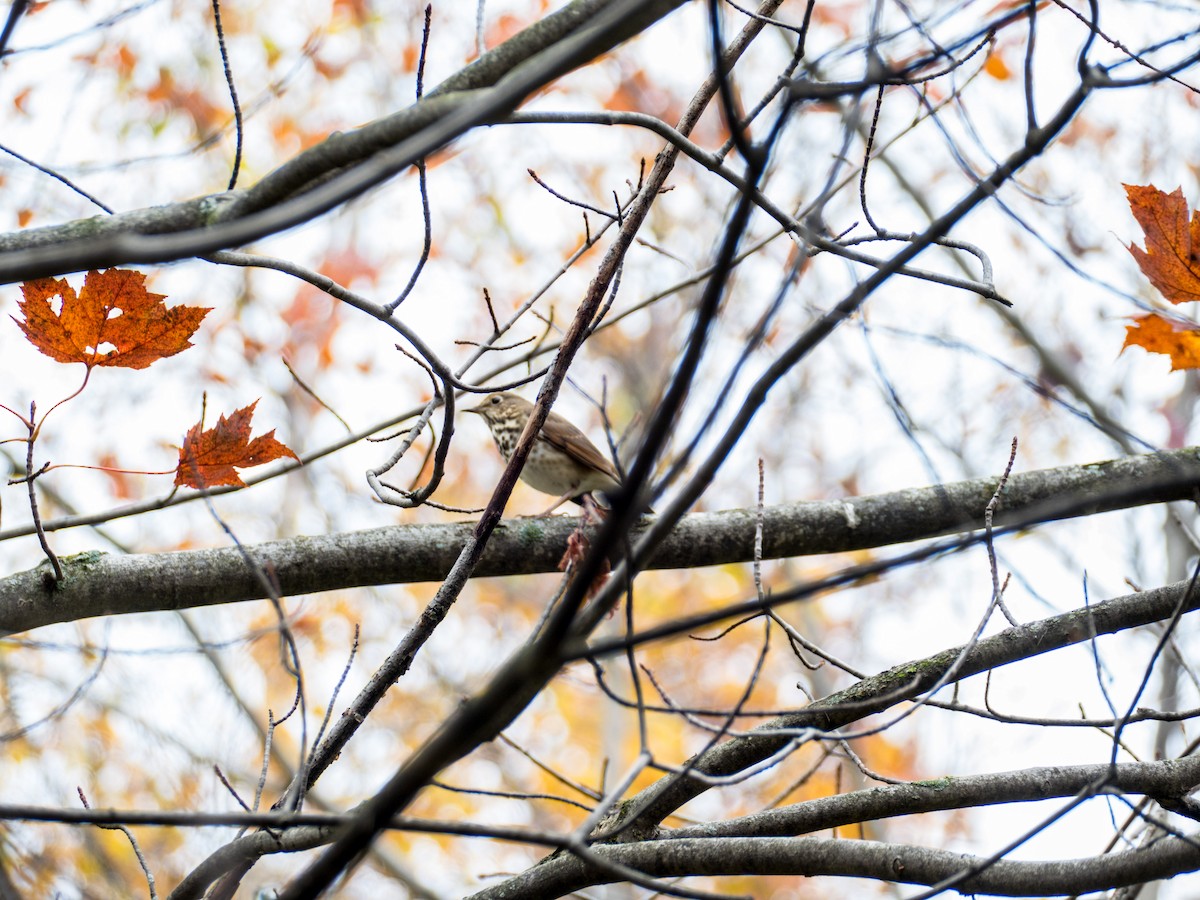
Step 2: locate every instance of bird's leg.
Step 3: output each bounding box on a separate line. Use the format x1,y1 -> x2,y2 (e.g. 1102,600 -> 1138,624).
536,492 -> 576,517
536,492 -> 608,519
578,493 -> 608,523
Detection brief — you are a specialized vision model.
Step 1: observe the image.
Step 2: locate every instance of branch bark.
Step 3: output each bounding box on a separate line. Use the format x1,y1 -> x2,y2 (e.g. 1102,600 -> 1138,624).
0,0 -> 688,284
1,446 -> 1197,635
598,581 -> 1200,846
472,588 -> 1200,896
671,759 -> 1200,839
466,831 -> 1200,898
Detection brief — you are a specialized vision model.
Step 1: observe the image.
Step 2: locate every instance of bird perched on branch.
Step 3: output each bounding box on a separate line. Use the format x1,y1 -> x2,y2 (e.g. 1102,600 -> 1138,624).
465,391 -> 639,513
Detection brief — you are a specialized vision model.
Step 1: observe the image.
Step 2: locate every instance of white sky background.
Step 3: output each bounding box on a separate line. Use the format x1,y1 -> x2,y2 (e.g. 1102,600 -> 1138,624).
0,0 -> 1199,896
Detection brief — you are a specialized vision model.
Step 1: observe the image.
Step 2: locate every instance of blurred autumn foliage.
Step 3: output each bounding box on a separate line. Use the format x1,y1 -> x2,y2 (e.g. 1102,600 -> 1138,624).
0,1 -> 1197,898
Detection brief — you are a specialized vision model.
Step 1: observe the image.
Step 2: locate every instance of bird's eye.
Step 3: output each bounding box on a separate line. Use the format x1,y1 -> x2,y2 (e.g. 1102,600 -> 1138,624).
490,396 -> 500,404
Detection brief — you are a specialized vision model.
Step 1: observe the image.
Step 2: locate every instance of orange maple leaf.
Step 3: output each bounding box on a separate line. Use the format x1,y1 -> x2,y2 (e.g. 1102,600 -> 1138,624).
1122,314 -> 1200,371
15,269 -> 211,370
175,401 -> 299,489
1124,184 -> 1200,305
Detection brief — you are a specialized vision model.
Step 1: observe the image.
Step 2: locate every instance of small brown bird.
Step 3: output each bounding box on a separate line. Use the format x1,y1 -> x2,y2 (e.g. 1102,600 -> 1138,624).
465,391 -> 625,511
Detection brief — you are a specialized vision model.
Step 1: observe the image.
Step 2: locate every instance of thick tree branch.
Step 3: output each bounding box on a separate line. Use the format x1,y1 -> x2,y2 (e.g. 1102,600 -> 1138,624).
473,589 -> 1200,896
671,758 -> 1200,839
0,446 -> 1197,635
466,830 -> 1200,898
0,0 -> 687,284
602,582 -> 1200,843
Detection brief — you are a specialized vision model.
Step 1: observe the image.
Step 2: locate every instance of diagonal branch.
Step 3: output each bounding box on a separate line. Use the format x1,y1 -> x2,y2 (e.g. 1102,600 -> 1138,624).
606,582 -> 1200,838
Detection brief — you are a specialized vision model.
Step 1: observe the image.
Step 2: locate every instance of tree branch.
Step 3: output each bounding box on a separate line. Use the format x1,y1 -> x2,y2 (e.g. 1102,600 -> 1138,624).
1,446 -> 1197,635
671,758 -> 1200,839
0,0 -> 688,284
465,830 -> 1200,898
600,583 -> 1200,842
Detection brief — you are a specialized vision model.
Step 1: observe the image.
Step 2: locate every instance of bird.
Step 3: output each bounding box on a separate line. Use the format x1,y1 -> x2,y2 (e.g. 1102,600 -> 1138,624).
464,391 -> 631,512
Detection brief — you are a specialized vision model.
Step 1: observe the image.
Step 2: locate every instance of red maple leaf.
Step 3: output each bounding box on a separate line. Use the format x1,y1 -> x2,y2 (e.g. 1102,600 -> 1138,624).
1125,184 -> 1200,305
15,269 -> 211,370
175,401 -> 299,489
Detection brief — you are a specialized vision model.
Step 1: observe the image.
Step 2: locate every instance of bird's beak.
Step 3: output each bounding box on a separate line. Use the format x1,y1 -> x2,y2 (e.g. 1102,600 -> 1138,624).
464,404 -> 483,415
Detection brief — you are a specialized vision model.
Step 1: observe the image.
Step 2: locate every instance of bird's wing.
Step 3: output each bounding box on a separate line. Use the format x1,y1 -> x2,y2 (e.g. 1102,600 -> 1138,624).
540,410 -> 621,481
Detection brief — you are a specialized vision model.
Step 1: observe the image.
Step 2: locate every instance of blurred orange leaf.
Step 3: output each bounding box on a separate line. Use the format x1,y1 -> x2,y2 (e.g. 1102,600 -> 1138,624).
15,269 -> 211,369
97,452 -> 137,500
12,87 -> 31,114
175,401 -> 299,489
484,13 -> 525,50
983,51 -> 1011,80
985,0 -> 1045,11
1125,184 -> 1200,305
333,0 -> 371,23
604,68 -> 648,112
146,67 -> 225,134
1123,313 -> 1200,370
401,41 -> 420,73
